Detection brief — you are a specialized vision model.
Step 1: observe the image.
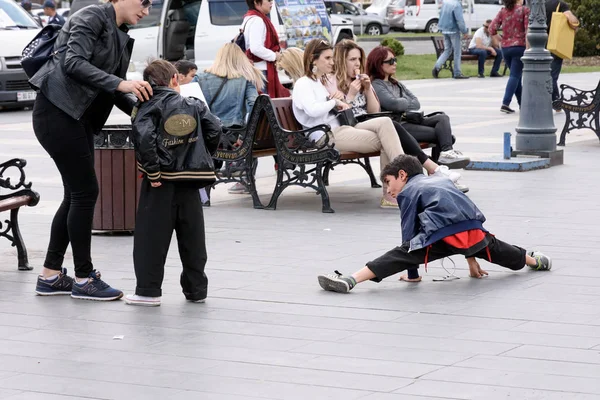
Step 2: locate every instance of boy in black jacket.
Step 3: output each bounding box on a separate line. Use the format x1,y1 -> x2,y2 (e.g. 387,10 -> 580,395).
318,155 -> 552,293
125,60 -> 221,306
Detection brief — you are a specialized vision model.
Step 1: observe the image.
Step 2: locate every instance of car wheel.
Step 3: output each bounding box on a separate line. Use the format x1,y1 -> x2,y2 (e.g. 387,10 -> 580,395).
366,23 -> 382,36
336,32 -> 353,43
425,19 -> 439,34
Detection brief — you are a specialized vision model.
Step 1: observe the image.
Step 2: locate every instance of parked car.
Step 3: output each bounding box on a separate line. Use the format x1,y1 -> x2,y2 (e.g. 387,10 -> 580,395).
386,0 -> 405,30
364,0 -> 391,18
404,0 -> 501,33
0,0 -> 40,109
70,0 -> 355,84
324,0 -> 389,35
35,7 -> 70,25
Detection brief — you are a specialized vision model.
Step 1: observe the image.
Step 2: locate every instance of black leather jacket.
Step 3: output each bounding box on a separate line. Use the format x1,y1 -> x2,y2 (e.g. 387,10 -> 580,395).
131,88 -> 222,186
29,3 -> 135,123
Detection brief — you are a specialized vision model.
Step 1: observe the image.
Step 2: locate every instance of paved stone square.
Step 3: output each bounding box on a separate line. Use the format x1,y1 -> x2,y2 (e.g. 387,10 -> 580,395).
0,73 -> 599,399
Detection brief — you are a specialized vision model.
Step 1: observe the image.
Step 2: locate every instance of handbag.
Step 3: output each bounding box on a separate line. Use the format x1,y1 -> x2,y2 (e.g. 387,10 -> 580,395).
231,18 -> 253,52
334,108 -> 358,127
403,111 -> 424,125
21,24 -> 66,78
547,4 -> 576,60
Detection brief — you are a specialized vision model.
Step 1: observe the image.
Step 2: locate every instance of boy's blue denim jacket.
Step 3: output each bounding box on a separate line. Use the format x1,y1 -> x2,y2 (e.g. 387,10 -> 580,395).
437,0 -> 468,34
397,174 -> 486,252
196,72 -> 258,127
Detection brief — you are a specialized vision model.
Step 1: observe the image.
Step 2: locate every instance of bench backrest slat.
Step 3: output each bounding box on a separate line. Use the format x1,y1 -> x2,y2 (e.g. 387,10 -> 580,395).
272,98 -> 302,132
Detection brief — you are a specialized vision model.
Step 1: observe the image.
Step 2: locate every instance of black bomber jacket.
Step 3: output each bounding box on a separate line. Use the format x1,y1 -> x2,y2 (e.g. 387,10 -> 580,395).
130,87 -> 222,185
29,3 -> 135,121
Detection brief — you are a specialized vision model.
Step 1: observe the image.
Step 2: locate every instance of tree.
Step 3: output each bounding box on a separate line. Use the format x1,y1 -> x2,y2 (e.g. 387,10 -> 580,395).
569,0 -> 600,57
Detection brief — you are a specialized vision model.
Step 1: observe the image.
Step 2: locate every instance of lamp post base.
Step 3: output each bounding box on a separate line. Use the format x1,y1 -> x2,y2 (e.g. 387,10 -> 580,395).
511,148 -> 564,167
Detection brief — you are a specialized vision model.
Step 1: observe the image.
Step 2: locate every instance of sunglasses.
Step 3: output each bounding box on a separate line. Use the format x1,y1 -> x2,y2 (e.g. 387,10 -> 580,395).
382,57 -> 397,65
141,0 -> 152,9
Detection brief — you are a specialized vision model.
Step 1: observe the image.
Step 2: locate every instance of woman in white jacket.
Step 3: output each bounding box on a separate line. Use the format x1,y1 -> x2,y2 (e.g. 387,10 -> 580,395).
292,39 -> 404,208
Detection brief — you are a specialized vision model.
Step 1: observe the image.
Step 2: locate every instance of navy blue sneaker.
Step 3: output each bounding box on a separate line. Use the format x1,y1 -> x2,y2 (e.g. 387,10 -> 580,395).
71,270 -> 123,301
35,268 -> 73,296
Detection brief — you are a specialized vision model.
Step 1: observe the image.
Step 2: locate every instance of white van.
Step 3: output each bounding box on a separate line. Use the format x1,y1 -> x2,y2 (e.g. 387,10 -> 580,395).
403,0 -> 501,33
0,0 -> 40,108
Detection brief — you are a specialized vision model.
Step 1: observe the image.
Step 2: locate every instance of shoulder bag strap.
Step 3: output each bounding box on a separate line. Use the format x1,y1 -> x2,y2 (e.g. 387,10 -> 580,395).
208,77 -> 228,109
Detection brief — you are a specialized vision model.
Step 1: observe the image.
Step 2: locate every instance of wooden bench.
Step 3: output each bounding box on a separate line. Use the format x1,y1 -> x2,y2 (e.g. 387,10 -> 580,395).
0,158 -> 40,271
210,94 -> 434,213
553,80 -> 600,146
431,35 -> 507,76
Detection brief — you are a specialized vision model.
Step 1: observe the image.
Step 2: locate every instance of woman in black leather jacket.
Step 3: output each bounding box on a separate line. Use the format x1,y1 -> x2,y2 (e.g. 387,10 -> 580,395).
29,0 -> 154,301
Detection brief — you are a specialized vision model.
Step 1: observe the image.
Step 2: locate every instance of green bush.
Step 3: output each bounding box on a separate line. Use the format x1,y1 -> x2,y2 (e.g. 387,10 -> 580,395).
380,38 -> 405,57
569,0 -> 600,57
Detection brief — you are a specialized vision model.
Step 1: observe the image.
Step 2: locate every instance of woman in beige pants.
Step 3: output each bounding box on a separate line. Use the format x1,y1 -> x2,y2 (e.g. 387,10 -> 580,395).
292,39 -> 404,207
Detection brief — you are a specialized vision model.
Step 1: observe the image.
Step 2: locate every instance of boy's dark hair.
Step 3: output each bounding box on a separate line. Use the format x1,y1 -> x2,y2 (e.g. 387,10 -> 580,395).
380,155 -> 424,181
174,60 -> 198,75
143,59 -> 178,87
246,0 -> 262,10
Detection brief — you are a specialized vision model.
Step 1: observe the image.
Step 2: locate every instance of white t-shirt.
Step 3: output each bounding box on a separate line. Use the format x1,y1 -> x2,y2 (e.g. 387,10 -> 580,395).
243,16 -> 277,71
468,26 -> 492,49
292,76 -> 339,142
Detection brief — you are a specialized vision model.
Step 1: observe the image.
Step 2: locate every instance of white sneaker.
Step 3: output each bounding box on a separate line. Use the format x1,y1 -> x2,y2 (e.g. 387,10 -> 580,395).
433,165 -> 461,183
124,294 -> 161,307
437,149 -> 471,169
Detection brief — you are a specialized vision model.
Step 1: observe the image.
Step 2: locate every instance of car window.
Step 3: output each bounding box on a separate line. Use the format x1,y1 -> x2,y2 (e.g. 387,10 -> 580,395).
474,0 -> 498,4
0,0 -> 38,28
342,3 -> 359,15
330,2 -> 344,14
423,0 -> 435,4
209,0 -> 247,26
405,0 -> 416,6
127,0 -> 163,29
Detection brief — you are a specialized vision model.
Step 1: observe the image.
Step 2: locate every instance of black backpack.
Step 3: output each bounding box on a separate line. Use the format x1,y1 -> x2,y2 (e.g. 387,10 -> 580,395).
231,18 -> 253,52
21,24 -> 66,78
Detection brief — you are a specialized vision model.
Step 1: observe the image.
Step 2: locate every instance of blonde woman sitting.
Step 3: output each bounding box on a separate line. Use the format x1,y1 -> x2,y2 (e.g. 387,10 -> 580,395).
278,47 -> 304,87
196,42 -> 265,194
292,39 -> 405,208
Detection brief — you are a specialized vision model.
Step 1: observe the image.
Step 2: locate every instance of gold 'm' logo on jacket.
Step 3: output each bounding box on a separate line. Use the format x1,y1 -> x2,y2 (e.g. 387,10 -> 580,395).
164,114 -> 197,137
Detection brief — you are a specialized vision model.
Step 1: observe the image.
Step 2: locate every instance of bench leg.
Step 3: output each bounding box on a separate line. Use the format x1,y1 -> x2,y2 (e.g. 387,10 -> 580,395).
8,208 -> 33,271
322,163 -> 331,186
316,163 -> 334,213
594,112 -> 600,142
557,111 -> 571,146
363,157 -> 381,188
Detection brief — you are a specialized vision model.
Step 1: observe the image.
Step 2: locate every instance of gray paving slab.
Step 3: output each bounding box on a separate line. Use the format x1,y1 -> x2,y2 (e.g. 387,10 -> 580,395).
1,72 -> 600,399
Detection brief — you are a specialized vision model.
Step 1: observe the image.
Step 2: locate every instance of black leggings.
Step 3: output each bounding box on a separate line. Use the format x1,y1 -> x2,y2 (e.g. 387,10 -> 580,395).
391,121 -> 429,164
402,113 -> 454,152
32,93 -> 99,278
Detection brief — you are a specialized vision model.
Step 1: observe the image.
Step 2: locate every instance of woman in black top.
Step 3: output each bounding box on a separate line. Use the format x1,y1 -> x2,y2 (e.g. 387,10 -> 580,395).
29,0 -> 154,301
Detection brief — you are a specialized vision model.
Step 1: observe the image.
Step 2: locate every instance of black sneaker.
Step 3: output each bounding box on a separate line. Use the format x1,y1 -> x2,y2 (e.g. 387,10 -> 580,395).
478,74 -> 485,78
317,270 -> 356,293
490,72 -> 502,77
500,105 -> 515,114
35,268 -> 73,296
453,74 -> 470,79
71,270 -> 123,301
432,67 -> 439,79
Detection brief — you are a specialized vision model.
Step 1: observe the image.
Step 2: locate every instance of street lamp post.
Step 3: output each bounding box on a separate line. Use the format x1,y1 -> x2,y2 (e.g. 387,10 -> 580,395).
514,0 -> 559,154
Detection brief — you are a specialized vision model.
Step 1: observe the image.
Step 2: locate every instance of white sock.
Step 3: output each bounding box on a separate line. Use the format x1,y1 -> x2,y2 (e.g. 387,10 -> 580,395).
75,277 -> 88,284
41,274 -> 59,281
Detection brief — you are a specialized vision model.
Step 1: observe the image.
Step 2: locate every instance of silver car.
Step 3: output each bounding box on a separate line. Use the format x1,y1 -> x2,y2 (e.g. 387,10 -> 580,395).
386,0 -> 405,30
324,0 -> 390,36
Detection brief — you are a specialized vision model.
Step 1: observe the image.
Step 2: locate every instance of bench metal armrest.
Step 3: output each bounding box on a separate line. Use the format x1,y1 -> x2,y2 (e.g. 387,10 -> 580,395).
555,83 -> 599,108
0,159 -> 33,191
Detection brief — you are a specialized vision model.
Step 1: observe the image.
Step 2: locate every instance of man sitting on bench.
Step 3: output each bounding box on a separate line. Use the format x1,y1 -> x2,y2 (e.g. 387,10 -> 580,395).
467,20 -> 503,79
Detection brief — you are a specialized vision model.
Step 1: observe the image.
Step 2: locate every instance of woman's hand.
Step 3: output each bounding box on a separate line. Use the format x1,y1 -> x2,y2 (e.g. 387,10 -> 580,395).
358,74 -> 371,91
335,99 -> 350,110
329,90 -> 346,101
117,80 -> 153,102
150,181 -> 162,188
346,79 -> 362,102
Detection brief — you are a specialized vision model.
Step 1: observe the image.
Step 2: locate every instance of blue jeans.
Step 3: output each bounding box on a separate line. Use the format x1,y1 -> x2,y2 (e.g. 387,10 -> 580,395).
468,47 -> 503,76
435,32 -> 462,77
550,53 -> 563,102
501,46 -> 525,107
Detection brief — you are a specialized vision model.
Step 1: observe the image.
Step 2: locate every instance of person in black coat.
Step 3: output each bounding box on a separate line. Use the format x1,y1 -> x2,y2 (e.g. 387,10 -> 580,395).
125,60 -> 222,307
30,0 -> 155,301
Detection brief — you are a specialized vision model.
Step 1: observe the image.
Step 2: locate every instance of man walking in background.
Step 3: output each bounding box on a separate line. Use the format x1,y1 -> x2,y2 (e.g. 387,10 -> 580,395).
432,0 -> 469,80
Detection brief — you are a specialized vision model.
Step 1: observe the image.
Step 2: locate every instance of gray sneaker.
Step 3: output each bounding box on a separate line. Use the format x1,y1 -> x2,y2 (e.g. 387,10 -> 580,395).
317,270 -> 356,293
438,149 -> 471,169
528,251 -> 552,271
